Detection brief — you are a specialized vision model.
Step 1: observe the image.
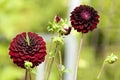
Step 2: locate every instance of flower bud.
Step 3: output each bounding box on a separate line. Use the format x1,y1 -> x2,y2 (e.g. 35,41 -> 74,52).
105,53 -> 118,64
59,26 -> 72,36
55,15 -> 61,23
24,61 -> 33,69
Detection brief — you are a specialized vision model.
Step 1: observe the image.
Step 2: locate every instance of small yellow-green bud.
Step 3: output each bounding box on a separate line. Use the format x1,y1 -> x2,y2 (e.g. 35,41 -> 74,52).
105,53 -> 118,64
24,61 -> 33,69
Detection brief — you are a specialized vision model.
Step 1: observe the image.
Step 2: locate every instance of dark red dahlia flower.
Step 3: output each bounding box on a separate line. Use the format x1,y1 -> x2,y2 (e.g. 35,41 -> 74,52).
70,5 -> 99,33
9,32 -> 47,68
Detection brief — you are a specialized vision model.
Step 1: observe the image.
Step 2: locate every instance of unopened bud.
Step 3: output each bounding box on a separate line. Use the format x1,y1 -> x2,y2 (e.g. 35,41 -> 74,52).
64,26 -> 72,35
105,53 -> 118,64
55,15 -> 61,23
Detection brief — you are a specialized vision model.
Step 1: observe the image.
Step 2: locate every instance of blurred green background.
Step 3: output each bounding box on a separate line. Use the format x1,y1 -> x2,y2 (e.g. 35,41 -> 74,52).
0,0 -> 120,80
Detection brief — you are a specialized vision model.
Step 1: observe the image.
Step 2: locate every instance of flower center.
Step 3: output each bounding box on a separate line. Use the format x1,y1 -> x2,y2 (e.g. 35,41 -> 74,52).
81,11 -> 91,20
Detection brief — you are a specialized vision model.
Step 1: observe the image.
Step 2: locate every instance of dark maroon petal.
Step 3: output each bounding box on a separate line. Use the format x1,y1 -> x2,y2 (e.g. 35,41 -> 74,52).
70,5 -> 100,33
64,27 -> 72,35
9,32 -> 47,68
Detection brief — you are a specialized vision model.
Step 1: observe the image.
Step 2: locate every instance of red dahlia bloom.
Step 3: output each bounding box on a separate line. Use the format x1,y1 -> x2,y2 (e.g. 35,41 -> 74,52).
9,32 -> 47,68
70,5 -> 100,33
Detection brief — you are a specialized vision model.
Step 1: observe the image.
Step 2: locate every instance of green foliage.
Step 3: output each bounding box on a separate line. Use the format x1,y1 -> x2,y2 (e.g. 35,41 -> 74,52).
0,66 -> 24,80
90,0 -> 120,44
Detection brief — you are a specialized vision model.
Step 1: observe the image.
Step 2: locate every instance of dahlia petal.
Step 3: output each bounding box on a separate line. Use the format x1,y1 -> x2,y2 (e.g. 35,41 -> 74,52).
9,32 -> 47,68
70,5 -> 99,33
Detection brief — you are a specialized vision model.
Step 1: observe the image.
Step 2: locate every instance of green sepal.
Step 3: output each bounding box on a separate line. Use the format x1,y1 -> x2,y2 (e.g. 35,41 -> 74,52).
24,61 -> 33,69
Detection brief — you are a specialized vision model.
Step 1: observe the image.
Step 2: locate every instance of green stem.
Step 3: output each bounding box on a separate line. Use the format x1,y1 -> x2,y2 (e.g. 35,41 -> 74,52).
74,34 -> 84,80
25,69 -> 32,80
25,69 -> 28,80
46,44 -> 58,80
59,51 -> 63,80
45,33 -> 54,65
44,33 -> 54,79
97,61 -> 106,79
29,70 -> 32,80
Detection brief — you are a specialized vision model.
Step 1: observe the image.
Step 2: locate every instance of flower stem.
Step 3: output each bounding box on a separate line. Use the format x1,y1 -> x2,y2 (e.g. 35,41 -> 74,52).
59,51 -> 63,80
97,61 -> 106,79
45,33 -> 54,67
25,69 -> 32,80
74,34 -> 84,80
46,44 -> 58,80
44,33 -> 54,79
29,70 -> 32,80
25,69 -> 28,80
